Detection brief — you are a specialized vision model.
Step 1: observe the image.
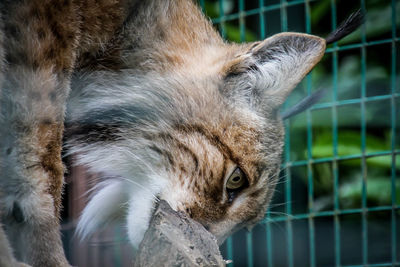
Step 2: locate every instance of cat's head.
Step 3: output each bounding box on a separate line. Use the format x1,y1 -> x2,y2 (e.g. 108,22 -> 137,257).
157,33 -> 326,244
71,32 -> 325,247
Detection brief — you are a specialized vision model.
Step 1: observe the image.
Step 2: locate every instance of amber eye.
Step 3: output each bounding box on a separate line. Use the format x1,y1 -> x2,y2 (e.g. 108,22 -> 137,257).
226,168 -> 248,202
226,168 -> 246,189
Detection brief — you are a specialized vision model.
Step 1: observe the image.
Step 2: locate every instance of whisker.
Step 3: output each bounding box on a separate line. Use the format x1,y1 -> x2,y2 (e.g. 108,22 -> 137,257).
268,201 -> 292,209
262,219 -> 287,234
266,211 -> 294,219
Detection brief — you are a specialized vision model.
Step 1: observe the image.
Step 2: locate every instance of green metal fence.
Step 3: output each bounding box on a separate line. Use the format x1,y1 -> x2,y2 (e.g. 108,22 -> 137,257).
199,0 -> 399,266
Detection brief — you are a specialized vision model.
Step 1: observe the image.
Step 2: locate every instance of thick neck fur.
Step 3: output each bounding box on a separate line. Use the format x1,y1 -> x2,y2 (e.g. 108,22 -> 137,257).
76,0 -> 237,75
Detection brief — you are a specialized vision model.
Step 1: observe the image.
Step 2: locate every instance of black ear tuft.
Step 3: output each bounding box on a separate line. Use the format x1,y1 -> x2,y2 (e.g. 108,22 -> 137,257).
325,9 -> 365,44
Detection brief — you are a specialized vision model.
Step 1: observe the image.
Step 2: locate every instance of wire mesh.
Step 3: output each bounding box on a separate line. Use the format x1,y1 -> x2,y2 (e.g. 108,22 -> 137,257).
199,0 -> 399,266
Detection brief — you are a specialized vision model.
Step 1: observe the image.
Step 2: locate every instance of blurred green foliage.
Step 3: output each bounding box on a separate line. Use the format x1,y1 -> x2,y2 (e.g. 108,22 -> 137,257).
202,0 -> 257,42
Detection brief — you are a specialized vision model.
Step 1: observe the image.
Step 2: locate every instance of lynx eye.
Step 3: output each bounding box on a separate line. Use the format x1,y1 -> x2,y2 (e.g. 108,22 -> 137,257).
226,167 -> 248,202
226,168 -> 246,189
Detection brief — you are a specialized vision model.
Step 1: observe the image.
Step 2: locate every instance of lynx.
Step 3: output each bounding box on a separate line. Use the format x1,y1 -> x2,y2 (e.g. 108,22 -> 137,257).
0,0 -> 362,266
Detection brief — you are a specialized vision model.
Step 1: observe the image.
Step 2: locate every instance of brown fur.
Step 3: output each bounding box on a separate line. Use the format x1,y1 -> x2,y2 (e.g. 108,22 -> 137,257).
0,0 -> 326,265
37,123 -> 64,216
0,1 -> 130,265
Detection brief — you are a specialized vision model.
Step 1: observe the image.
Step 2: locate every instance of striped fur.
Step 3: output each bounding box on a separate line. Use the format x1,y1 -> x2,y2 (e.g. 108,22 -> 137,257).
0,0 -> 333,265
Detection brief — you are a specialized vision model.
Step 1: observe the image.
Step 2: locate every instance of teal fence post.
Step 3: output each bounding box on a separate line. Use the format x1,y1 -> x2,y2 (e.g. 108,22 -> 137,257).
390,0 -> 398,265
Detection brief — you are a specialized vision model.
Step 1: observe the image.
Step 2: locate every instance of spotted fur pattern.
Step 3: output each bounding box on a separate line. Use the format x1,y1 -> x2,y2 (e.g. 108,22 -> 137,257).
0,0 -> 326,265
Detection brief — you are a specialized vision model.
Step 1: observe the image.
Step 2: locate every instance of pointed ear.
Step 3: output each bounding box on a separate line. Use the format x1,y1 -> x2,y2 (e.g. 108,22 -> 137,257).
223,33 -> 326,112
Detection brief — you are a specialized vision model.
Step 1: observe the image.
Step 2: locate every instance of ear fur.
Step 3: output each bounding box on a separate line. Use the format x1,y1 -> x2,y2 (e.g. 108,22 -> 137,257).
223,33 -> 326,112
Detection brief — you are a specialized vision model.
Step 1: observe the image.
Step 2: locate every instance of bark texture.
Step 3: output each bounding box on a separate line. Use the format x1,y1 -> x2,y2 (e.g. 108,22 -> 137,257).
134,200 -> 226,267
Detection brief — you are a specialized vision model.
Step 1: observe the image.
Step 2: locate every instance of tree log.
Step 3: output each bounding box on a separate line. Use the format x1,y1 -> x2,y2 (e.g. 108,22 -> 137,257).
134,200 -> 226,267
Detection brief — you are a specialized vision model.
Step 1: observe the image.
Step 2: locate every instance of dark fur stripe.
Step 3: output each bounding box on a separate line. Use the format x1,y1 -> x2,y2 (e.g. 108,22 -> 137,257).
176,141 -> 199,172
176,124 -> 237,164
65,103 -> 160,143
78,104 -> 158,126
146,132 -> 200,174
65,123 -> 122,143
149,145 -> 176,170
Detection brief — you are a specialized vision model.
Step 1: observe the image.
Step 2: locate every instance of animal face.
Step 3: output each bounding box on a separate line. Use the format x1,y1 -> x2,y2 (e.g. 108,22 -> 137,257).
154,34 -> 325,244
70,32 -> 325,247
158,119 -> 282,244
61,0 -> 329,249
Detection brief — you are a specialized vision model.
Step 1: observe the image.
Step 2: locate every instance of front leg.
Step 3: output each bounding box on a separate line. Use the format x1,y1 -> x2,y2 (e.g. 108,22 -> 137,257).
0,222 -> 29,267
0,1 -> 80,265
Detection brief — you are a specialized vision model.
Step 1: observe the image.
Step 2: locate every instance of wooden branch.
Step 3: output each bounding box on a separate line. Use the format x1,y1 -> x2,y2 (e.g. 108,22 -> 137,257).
134,200 -> 226,267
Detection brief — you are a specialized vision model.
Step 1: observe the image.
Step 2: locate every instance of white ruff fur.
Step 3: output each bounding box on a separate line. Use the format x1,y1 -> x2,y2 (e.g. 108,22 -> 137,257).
76,175 -> 166,247
76,180 -> 129,241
